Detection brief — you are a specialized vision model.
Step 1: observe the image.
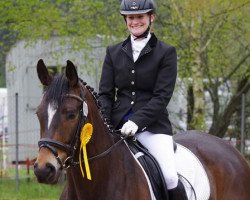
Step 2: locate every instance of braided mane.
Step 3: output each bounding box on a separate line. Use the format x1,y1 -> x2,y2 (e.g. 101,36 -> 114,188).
80,79 -> 115,134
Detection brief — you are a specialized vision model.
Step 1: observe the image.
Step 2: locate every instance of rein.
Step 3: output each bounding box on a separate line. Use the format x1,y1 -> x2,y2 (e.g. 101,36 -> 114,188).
38,84 -> 126,169
88,134 -> 128,162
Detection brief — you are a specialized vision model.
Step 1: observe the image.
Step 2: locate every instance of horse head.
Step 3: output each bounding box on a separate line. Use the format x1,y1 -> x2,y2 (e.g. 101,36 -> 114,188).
34,59 -> 91,184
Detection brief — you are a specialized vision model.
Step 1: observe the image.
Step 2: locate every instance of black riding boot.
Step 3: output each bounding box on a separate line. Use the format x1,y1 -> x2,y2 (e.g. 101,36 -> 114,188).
168,180 -> 188,200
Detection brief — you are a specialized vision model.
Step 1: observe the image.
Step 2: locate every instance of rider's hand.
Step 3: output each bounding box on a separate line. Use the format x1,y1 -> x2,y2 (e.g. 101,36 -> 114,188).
121,120 -> 138,136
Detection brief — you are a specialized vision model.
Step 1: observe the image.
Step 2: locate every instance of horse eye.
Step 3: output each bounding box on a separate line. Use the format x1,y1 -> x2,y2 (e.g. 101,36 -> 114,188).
66,111 -> 77,120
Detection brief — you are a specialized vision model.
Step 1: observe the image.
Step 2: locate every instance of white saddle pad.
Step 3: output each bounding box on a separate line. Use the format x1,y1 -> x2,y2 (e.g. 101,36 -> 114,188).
127,141 -> 210,200
175,144 -> 210,200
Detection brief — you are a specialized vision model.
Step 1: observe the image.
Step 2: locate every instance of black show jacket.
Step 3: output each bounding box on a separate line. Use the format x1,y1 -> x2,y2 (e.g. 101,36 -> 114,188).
98,33 -> 177,135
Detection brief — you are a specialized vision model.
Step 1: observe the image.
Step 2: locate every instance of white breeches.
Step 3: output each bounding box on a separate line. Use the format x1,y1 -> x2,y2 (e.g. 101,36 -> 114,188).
135,131 -> 178,189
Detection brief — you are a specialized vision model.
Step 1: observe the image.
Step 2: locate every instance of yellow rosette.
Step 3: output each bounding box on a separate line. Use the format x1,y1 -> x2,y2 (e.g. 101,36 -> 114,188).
79,123 -> 93,180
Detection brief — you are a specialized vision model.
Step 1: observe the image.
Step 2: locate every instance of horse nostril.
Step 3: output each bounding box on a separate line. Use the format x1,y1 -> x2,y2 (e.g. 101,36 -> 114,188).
34,162 -> 38,169
46,162 -> 56,173
34,162 -> 58,184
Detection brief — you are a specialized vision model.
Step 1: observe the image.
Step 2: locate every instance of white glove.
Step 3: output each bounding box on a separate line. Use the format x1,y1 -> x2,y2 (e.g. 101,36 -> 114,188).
121,120 -> 138,136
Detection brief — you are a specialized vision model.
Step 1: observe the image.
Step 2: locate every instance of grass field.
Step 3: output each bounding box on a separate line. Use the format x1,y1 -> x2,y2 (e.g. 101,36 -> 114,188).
0,169 -> 64,200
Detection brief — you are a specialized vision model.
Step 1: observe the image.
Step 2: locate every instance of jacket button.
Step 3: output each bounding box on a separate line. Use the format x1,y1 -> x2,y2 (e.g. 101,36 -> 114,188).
132,92 -> 135,95
131,101 -> 134,105
131,81 -> 135,85
131,70 -> 135,74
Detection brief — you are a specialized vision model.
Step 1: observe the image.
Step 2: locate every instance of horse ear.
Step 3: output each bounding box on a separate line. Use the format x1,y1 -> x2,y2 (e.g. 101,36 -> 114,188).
66,60 -> 79,87
37,59 -> 53,86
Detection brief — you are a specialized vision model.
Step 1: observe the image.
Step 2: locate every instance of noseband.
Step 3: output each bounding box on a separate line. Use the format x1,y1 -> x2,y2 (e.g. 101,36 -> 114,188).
38,92 -> 86,169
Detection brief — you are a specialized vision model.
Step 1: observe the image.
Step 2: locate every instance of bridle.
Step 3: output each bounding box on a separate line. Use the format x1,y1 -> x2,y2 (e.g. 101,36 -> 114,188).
38,90 -> 86,169
37,84 -> 127,170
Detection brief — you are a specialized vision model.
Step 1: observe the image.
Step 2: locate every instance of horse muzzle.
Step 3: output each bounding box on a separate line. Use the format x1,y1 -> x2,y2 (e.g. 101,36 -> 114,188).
34,162 -> 59,184
33,148 -> 63,184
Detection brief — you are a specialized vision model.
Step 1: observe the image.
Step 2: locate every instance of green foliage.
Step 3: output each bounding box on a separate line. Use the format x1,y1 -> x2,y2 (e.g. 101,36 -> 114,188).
155,0 -> 250,79
0,0 -> 125,45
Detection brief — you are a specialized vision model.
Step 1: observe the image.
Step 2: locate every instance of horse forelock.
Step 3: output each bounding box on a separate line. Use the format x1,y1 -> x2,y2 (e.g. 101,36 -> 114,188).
45,74 -> 69,106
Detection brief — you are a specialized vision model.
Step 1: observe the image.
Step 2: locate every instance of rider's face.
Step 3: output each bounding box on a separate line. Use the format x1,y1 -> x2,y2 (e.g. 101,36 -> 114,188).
125,13 -> 154,37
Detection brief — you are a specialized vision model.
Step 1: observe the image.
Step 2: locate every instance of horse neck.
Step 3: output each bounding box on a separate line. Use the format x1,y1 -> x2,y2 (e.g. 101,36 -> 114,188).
85,92 -> 115,151
80,87 -> 120,166
66,96 -> 123,198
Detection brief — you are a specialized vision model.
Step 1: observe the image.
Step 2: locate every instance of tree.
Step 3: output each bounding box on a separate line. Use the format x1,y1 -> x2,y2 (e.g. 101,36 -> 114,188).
155,0 -> 250,137
204,2 -> 250,137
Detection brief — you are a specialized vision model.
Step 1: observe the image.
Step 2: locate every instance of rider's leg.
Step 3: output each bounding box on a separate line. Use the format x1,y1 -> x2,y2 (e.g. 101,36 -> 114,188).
135,131 -> 188,200
135,131 -> 178,189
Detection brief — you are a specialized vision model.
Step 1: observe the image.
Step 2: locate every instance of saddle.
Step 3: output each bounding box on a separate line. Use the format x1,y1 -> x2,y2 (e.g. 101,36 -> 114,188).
127,138 -> 177,200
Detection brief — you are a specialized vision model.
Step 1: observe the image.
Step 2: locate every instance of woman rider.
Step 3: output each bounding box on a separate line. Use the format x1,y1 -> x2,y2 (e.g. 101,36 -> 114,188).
99,0 -> 188,199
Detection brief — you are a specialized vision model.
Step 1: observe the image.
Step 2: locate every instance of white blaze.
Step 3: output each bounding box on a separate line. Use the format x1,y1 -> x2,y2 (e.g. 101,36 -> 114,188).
48,103 -> 57,128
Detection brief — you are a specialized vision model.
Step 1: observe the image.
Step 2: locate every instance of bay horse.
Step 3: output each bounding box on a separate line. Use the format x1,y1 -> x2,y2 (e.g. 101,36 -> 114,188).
34,59 -> 250,200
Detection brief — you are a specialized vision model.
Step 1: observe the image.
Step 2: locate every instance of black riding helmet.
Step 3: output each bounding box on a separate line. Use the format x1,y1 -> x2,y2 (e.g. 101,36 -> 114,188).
120,0 -> 156,15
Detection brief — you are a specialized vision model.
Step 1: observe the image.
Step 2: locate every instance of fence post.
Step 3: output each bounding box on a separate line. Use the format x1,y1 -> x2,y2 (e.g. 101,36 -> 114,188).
15,93 -> 19,191
240,93 -> 245,154
26,158 -> 30,183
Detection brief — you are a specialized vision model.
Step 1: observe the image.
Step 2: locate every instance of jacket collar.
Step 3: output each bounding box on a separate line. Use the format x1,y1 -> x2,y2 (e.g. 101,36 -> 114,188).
122,33 -> 158,61
122,32 -> 158,48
